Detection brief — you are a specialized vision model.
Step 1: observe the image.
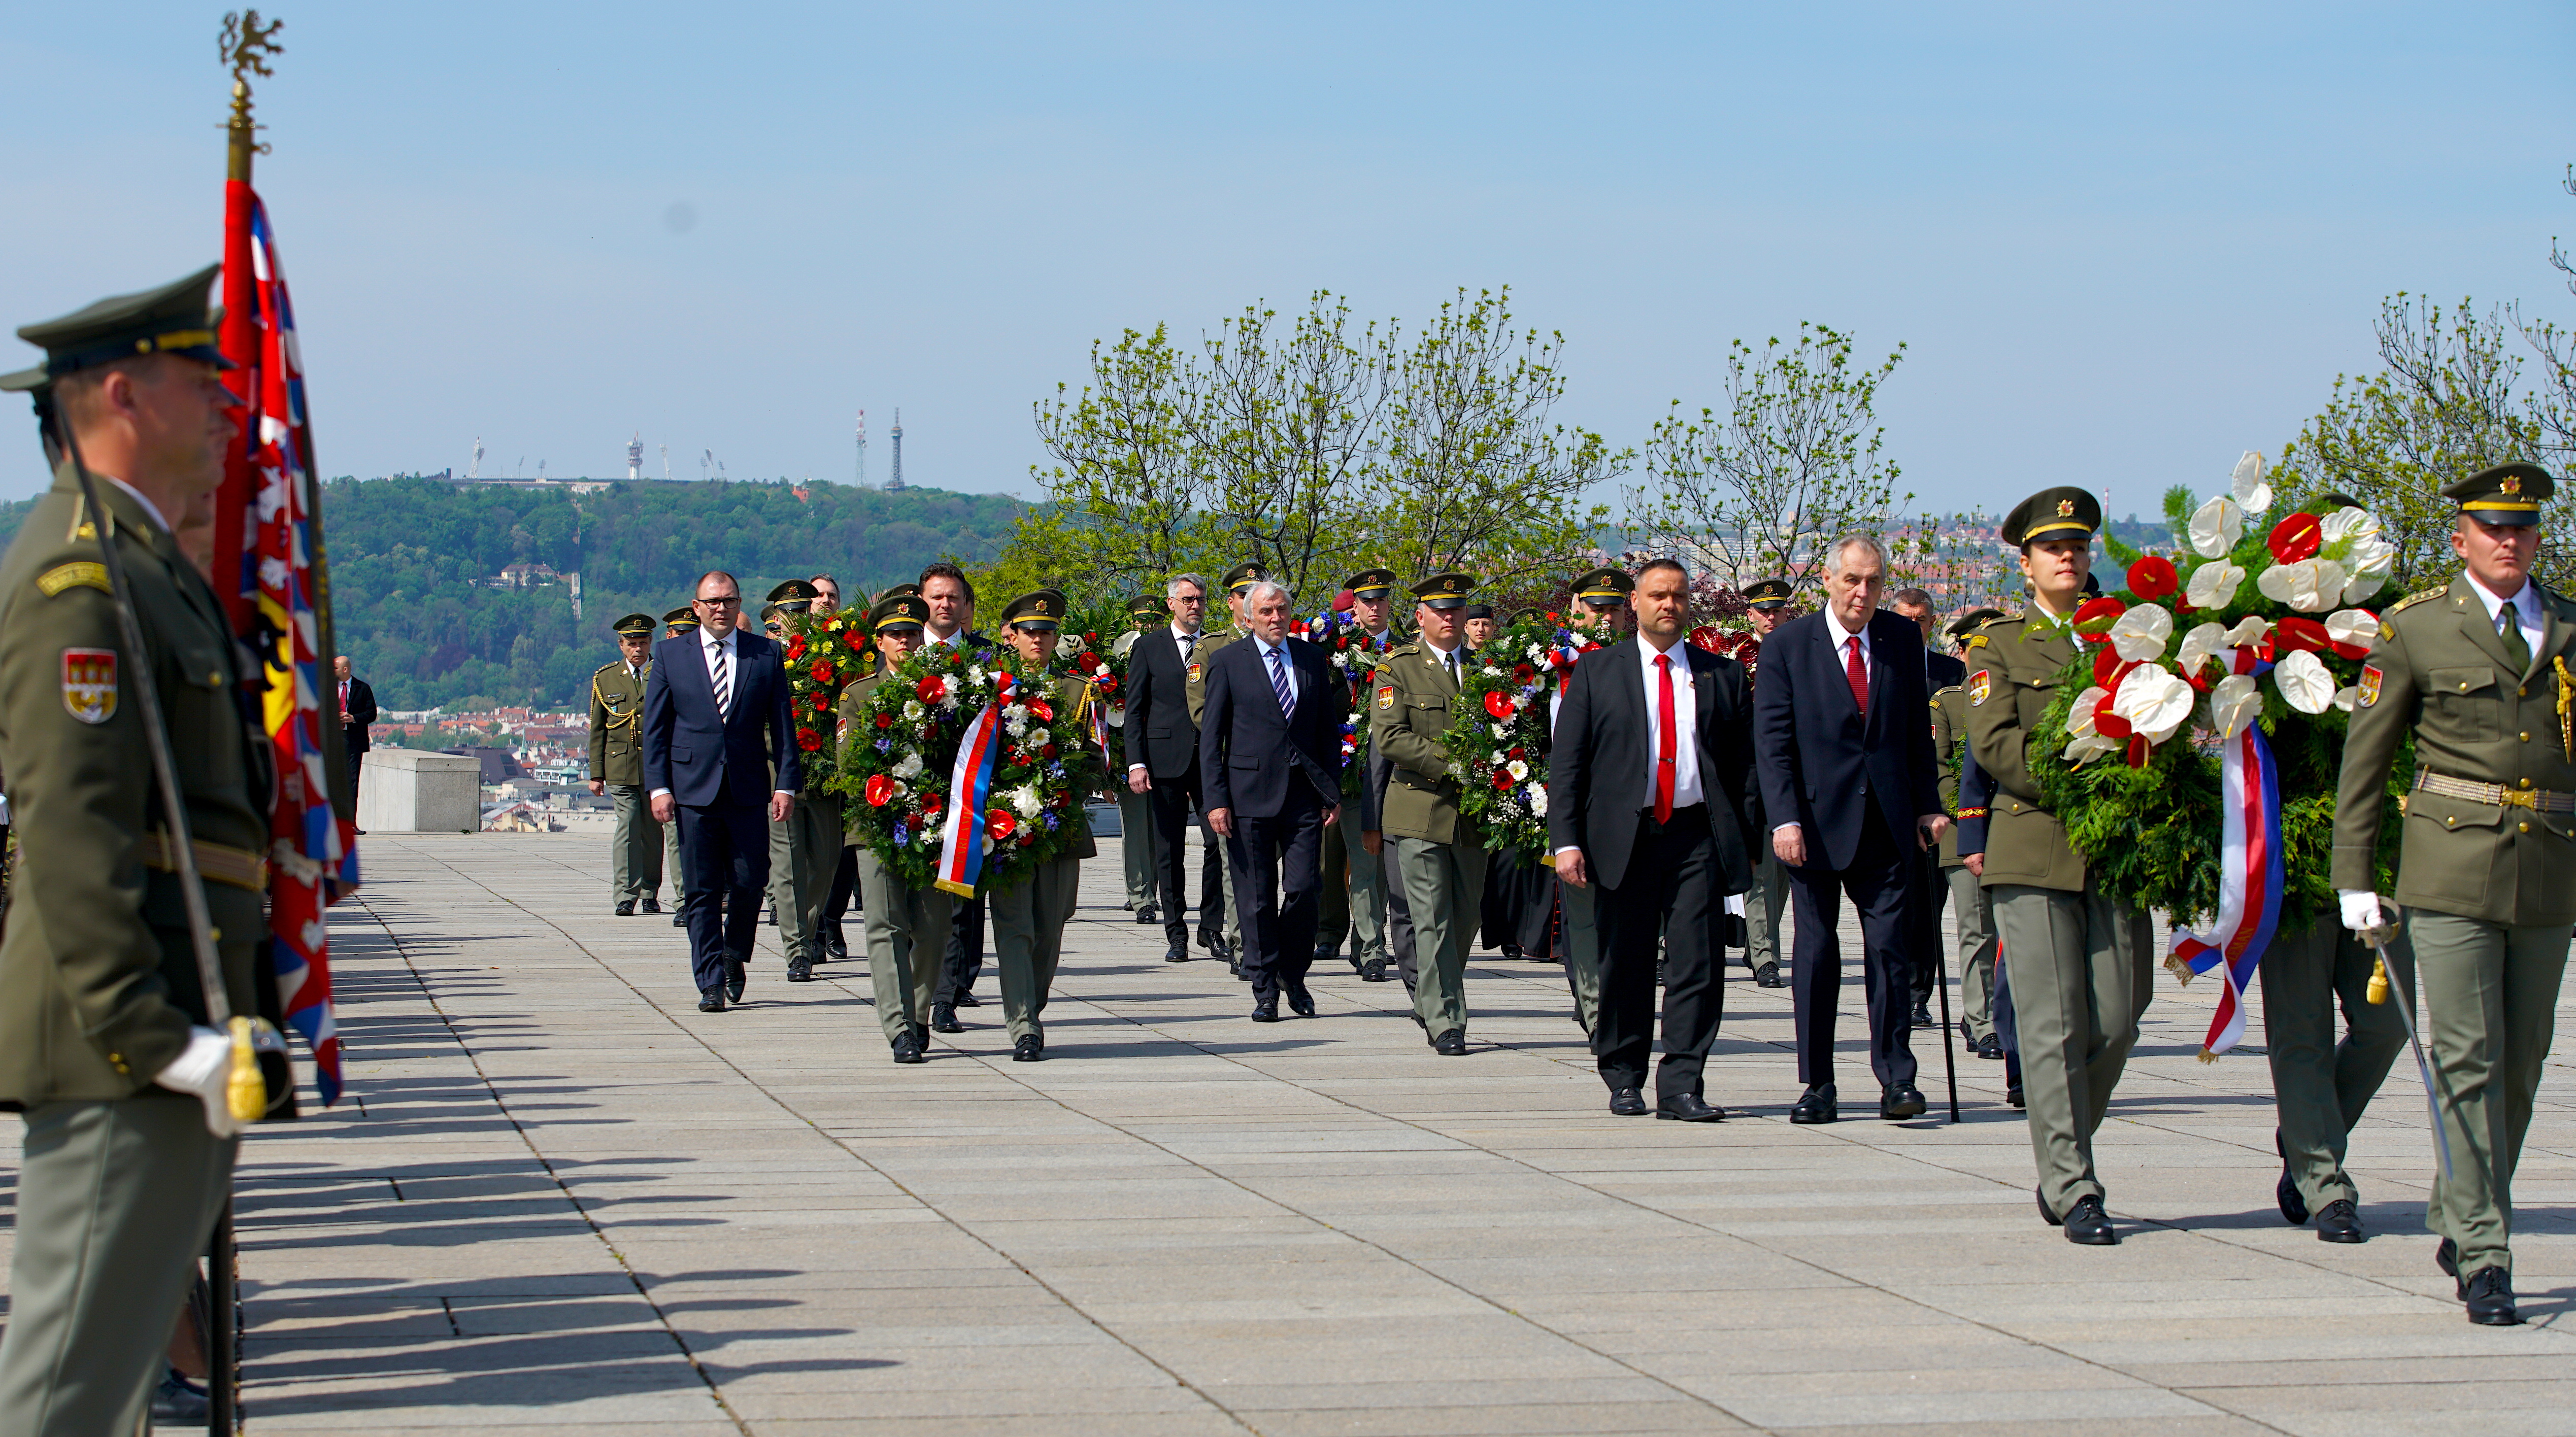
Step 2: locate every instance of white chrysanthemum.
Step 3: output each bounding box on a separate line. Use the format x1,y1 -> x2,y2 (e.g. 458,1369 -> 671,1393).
2111,663 -> 2194,743
1491,749 -> 1508,764
1506,759 -> 1530,782
1491,723 -> 1511,740
892,751 -> 923,779
2186,560 -> 2245,608
2109,605 -> 2173,662
2273,648 -> 2337,713
1011,785 -> 1042,819
2207,673 -> 2261,739
2174,621 -> 2228,678
904,699 -> 925,721
2230,451 -> 2272,512
1526,644 -> 1547,663
1528,786 -> 1548,817
2189,496 -> 2243,558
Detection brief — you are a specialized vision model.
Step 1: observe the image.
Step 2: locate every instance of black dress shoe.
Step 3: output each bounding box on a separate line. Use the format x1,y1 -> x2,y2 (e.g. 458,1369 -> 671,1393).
641,897 -> 660,914
1754,962 -> 1786,989
151,1369 -> 209,1425
615,900 -> 637,916
954,991 -> 982,1008
1657,1093 -> 1724,1122
1165,942 -> 1190,963
671,908 -> 688,927
1197,927 -> 1220,951
2437,1237 -> 2460,1285
930,1003 -> 964,1034
762,903 -> 778,926
1346,949 -> 1367,974
821,925 -> 848,962
1362,958 -> 1389,982
1135,903 -> 1159,925
1608,1088 -> 1648,1116
1880,1083 -> 1928,1120
1013,1034 -> 1045,1063
786,959 -> 814,982
2006,1083 -> 2025,1109
1976,1033 -> 2002,1060
2275,1130 -> 2310,1225
1432,1029 -> 1467,1055
1910,1001 -> 1934,1030
1212,935 -> 1235,962
1251,999 -> 1280,1023
1501,943 -> 1523,961
1789,1084 -> 1837,1124
891,1029 -> 926,1064
1286,985 -> 1316,1018
2463,1266 -> 2521,1325
2315,1199 -> 2364,1244
698,991 -> 726,1013
2063,1195 -> 2118,1245
724,960 -> 747,1004
2036,1186 -> 2062,1226
1231,958 -> 1247,981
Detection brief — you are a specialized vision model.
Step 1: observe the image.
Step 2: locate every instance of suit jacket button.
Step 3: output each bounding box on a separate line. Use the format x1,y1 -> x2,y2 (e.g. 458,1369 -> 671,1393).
2520,822 -> 2531,833
2522,732 -> 2531,741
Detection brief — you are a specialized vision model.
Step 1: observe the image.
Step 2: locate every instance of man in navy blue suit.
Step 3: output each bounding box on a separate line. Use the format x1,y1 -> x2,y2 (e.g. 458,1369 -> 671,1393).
644,570 -> 801,1012
1200,579 -> 1344,1022
1753,535 -> 1946,1123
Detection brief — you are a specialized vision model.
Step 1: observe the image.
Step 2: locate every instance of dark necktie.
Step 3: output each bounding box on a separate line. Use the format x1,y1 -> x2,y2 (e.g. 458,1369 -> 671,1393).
1654,654 -> 1676,823
711,640 -> 731,717
1269,644 -> 1294,716
2501,602 -> 2531,673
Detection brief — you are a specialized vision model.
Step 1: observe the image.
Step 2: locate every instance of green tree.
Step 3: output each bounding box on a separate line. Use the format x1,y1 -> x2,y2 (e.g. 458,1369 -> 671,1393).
1629,323 -> 1909,593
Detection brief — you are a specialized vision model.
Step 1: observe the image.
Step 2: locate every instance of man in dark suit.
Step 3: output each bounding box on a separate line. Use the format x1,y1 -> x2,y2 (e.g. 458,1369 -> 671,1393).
1890,587 -> 1966,1029
1124,573 -> 1224,965
334,655 -> 376,827
1754,536 -> 1946,1123
1202,580 -> 1344,1021
1550,558 -> 1757,1121
918,562 -> 994,1031
643,570 -> 800,1012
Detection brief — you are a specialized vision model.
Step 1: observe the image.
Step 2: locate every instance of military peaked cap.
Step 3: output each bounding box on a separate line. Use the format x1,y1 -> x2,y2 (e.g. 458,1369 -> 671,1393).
1343,567 -> 1398,598
662,606 -> 701,634
1945,606 -> 2005,641
2446,463 -> 2553,526
2002,486 -> 2100,546
1222,562 -> 1268,594
765,578 -> 818,613
1411,571 -> 1477,609
1127,592 -> 1169,620
2,265 -> 233,392
1743,577 -> 1793,610
612,612 -> 655,638
999,589 -> 1067,630
1572,566 -> 1634,603
876,582 -> 923,603
872,593 -> 930,631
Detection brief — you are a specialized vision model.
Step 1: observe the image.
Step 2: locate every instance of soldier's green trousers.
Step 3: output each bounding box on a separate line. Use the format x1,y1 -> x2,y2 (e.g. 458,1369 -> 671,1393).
610,782 -> 663,905
1117,785 -> 1155,909
2407,910 -> 2571,1276
776,794 -> 844,966
990,856 -> 1082,1043
1744,847 -> 1788,972
1318,801 -> 1388,967
856,849 -> 955,1045
1990,883 -> 2153,1216
2260,917 -> 2410,1213
1560,874 -> 1601,1034
0,1098 -> 235,1437
1394,836 -> 1488,1038
1947,864 -> 1996,1042
665,814 -> 686,910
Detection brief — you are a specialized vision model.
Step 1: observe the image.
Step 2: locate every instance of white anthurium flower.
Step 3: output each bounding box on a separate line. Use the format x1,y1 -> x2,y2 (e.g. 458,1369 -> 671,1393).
2063,732 -> 2122,765
2111,663 -> 2195,743
1506,759 -> 1531,782
2207,673 -> 2262,739
2325,609 -> 2379,652
2318,506 -> 2379,545
2065,686 -> 2110,738
2333,686 -> 2359,711
2189,496 -> 2244,558
2342,536 -> 2396,603
2273,648 -> 2337,713
2186,559 -> 2246,608
2109,605 -> 2174,662
2174,621 -> 2228,678
2230,450 -> 2272,512
2256,557 -> 2349,613
2222,615 -> 2270,647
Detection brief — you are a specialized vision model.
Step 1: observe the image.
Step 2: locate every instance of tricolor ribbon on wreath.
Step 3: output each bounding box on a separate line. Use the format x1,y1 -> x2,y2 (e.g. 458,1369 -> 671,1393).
933,674 -> 1014,898
2164,706 -> 2286,1059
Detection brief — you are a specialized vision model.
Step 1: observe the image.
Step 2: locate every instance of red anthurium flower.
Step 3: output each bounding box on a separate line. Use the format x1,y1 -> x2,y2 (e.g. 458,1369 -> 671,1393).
1098,675 -> 1118,694
2274,615 -> 2330,653
987,809 -> 1018,842
2125,735 -> 2150,768
2071,596 -> 2127,641
1026,698 -> 1054,723
2092,693 -> 2133,740
864,774 -> 894,807
917,675 -> 947,703
2268,512 -> 2323,563
796,727 -> 823,751
1688,626 -> 1724,654
2126,556 -> 2180,601
2092,647 -> 2133,689
1484,691 -> 1515,721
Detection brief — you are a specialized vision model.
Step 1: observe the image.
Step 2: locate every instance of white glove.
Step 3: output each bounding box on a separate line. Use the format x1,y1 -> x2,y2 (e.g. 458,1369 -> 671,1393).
153,1025 -> 246,1138
2337,889 -> 2386,933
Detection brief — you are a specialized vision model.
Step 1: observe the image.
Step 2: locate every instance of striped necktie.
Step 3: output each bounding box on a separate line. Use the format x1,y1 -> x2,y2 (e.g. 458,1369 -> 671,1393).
710,638 -> 731,717
1269,644 -> 1294,716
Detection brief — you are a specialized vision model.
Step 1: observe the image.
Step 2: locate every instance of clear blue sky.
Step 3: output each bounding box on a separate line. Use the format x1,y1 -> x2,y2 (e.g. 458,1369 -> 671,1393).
3,3 -> 2570,524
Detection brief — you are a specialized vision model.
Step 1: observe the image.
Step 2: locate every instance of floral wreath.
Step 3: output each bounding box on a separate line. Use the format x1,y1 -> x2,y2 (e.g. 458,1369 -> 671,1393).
781,606 -> 872,792
1061,617 -> 1131,771
1307,610 -> 1403,798
1442,613 -> 1602,861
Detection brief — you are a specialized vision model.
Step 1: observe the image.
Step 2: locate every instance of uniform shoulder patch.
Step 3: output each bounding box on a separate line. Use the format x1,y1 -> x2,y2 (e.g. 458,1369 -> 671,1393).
1963,633 -> 1989,650
1968,670 -> 1992,706
2358,664 -> 2383,707
1186,661 -> 1203,683
1376,684 -> 1396,710
2389,585 -> 2450,615
36,562 -> 109,598
61,647 -> 117,724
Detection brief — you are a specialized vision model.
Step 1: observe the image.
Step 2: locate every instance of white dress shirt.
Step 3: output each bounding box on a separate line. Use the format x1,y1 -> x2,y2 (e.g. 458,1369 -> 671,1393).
1823,605 -> 1872,689
1637,635 -> 1705,811
2467,573 -> 2545,660
1251,634 -> 1302,707
1420,639 -> 1465,689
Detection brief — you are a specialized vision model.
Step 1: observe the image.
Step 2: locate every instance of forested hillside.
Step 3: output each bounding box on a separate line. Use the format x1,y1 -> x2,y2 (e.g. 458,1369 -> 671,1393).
0,477 -> 1026,711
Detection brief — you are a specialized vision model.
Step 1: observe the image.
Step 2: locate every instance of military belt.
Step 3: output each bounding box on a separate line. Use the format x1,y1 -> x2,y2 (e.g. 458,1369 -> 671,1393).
141,831 -> 270,892
2413,769 -> 2576,816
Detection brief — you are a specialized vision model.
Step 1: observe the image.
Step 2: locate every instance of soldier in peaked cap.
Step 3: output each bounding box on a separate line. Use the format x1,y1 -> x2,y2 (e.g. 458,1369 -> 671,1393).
766,578 -> 845,983
2333,461 -> 2575,1324
1114,593 -> 1169,918
767,577 -> 818,615
663,605 -> 700,637
1317,567 -> 1403,982
1931,607 -> 2004,1055
1965,485 -> 2148,1247
983,590 -> 1101,1060
0,268 -> 288,1435
838,592 -> 956,1063
1735,575 -> 1795,988
1367,572 -> 1489,1053
592,614 -> 665,916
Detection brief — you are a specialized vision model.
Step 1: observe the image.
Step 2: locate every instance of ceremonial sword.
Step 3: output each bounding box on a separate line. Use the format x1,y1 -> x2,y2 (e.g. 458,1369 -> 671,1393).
2361,915 -> 2451,1179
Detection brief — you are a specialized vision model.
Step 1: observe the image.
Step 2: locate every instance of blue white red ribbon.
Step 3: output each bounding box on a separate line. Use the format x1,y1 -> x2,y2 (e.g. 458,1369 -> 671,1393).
933,676 -> 1011,898
2166,716 -> 2285,1057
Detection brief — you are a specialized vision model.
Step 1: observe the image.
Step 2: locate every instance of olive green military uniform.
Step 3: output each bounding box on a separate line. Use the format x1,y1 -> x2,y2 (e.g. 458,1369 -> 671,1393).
1317,604 -> 1401,976
760,583 -> 845,977
1929,682 -> 1998,1043
2335,562 -> 2576,1282
590,648 -> 663,909
1966,498 -> 2155,1226
1370,587 -> 1490,1041
840,669 -> 955,1046
987,663 -> 1100,1051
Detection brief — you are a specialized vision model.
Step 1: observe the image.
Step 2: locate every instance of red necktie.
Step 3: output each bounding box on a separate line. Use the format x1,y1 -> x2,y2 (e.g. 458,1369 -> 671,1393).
1654,653 -> 1676,824
1845,636 -> 1868,715
340,679 -> 350,722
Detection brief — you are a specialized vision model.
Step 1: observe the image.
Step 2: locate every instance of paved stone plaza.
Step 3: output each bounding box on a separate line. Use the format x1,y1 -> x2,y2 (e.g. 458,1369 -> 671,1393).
8,831 -> 2573,1434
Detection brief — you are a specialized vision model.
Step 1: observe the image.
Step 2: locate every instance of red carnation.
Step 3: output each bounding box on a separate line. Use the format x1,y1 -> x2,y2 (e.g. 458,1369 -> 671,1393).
1513,662 -> 1537,681
864,774 -> 894,807
1484,691 -> 1515,721
1041,743 -> 1058,759
917,675 -> 947,703
796,727 -> 823,751
1491,770 -> 1513,791
2126,556 -> 2180,601
2268,512 -> 2323,564
874,712 -> 894,729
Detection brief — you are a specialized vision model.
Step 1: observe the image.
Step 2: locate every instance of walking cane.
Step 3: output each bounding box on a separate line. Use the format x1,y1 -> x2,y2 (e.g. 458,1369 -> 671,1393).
2361,915 -> 2453,1179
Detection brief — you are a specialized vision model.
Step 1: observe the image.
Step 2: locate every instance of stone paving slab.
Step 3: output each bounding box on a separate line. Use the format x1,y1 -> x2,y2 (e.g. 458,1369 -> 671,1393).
4,830 -> 2573,1432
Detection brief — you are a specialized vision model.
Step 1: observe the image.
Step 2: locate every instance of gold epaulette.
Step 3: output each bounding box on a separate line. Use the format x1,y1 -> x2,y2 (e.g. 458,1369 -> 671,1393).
1383,642 -> 1422,660
593,660 -> 625,676
1963,633 -> 1989,649
2389,585 -> 2450,615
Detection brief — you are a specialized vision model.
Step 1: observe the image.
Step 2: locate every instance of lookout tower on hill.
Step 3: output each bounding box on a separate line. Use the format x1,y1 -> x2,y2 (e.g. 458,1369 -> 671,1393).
886,409 -> 907,490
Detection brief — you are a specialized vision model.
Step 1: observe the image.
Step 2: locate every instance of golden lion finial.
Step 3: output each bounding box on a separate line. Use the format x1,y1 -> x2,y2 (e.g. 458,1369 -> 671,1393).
220,11 -> 286,88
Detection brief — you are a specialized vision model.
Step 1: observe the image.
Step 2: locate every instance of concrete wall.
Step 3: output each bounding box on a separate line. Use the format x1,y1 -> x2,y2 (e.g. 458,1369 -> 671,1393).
358,749 -> 483,834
